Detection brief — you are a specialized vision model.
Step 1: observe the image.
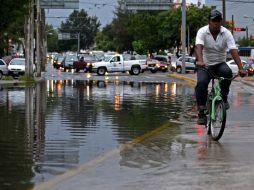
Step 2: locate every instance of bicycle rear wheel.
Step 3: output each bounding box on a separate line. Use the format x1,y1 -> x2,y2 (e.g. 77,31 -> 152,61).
210,100 -> 226,141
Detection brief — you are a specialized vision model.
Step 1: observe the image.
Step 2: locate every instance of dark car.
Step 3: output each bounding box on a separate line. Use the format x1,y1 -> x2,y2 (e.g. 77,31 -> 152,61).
74,54 -> 98,72
63,54 -> 78,72
53,54 -> 65,69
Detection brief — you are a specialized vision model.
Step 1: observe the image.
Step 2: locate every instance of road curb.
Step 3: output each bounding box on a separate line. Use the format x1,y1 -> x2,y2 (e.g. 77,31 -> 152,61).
168,73 -> 197,84
168,73 -> 254,87
238,80 -> 254,87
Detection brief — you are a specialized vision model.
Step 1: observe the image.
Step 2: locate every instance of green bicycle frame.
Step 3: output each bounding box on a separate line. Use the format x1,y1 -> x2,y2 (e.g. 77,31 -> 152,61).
209,78 -> 224,120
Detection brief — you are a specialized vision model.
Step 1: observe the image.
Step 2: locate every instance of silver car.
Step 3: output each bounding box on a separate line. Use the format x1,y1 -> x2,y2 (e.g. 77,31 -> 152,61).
0,59 -> 8,79
175,56 -> 196,73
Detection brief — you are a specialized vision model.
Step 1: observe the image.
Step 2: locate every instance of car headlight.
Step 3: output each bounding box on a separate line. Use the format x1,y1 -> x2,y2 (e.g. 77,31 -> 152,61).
156,63 -> 160,67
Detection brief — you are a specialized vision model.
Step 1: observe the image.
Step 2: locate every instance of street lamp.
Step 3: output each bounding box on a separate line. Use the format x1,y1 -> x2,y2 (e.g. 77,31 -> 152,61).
244,15 -> 254,21
243,15 -> 254,41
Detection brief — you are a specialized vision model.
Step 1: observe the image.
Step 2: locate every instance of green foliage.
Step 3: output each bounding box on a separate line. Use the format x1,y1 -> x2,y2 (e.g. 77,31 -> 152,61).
0,0 -> 30,57
2,76 -> 14,80
46,25 -> 59,52
18,75 -> 35,83
237,36 -> 254,46
129,12 -> 160,53
98,5 -> 211,54
132,40 -> 146,55
58,9 -> 100,52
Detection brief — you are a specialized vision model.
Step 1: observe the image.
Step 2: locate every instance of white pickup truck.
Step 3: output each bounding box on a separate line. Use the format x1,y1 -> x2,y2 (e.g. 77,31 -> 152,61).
91,54 -> 147,75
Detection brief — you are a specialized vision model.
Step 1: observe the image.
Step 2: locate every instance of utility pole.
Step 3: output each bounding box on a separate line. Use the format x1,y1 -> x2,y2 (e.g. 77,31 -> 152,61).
231,15 -> 234,36
181,0 -> 186,74
36,0 -> 41,77
25,0 -> 35,77
246,26 -> 249,40
222,0 -> 226,26
77,32 -> 80,54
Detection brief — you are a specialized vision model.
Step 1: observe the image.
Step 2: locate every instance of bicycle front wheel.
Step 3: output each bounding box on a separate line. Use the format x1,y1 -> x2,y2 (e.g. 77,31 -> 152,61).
210,100 -> 226,141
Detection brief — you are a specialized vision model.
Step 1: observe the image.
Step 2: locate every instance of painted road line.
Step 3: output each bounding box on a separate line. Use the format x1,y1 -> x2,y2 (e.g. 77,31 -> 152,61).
168,74 -> 197,84
34,123 -> 172,190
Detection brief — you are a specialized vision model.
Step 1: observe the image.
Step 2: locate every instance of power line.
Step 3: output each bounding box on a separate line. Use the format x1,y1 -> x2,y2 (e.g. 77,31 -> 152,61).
214,0 -> 254,3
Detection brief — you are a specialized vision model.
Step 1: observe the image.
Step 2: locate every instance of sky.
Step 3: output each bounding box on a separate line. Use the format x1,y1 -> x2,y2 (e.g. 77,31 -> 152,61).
45,0 -> 118,28
45,0 -> 254,39
45,0 -> 205,28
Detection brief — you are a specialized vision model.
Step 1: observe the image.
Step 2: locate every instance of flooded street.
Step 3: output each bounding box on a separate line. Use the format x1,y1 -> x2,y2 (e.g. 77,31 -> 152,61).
1,66 -> 254,190
0,75 -> 195,190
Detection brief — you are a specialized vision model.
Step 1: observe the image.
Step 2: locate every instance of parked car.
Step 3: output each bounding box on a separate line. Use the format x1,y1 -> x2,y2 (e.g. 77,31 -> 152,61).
0,59 -> 8,79
243,62 -> 254,76
175,56 -> 196,73
8,58 -> 34,78
226,59 -> 247,74
63,54 -> 78,71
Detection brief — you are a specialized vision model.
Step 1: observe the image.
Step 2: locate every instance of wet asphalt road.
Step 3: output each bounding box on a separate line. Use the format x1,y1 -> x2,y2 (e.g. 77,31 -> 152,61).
35,65 -> 254,190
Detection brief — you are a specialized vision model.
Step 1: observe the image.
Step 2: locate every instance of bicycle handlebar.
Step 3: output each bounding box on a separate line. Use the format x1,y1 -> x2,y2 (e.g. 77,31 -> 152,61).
197,67 -> 239,81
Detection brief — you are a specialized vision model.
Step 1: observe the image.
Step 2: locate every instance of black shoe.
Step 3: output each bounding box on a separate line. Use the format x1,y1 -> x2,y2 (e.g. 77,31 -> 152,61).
224,101 -> 230,110
197,112 -> 207,125
222,96 -> 230,110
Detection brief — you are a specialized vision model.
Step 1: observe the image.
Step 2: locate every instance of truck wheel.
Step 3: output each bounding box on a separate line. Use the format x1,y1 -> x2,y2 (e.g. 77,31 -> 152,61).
151,69 -> 157,73
97,67 -> 106,75
176,66 -> 182,73
75,68 -> 80,72
131,66 -> 140,75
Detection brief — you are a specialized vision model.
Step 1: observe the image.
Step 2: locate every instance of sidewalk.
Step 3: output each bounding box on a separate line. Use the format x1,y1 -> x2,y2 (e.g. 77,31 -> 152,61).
168,72 -> 254,87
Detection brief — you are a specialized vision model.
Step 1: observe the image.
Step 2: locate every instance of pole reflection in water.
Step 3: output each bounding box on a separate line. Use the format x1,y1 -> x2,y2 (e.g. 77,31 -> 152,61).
0,80 -> 196,190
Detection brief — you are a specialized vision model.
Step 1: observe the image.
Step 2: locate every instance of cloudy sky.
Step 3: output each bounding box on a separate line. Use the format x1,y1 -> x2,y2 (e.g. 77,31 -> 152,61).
45,0 -> 254,38
45,0 -> 205,28
45,0 -> 118,28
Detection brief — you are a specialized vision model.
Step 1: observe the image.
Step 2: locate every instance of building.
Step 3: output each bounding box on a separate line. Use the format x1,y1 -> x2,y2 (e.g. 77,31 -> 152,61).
123,0 -> 174,11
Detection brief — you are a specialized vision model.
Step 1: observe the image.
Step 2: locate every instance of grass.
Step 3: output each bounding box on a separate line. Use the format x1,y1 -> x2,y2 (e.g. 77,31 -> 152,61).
2,76 -> 13,80
18,75 -> 35,82
1,75 -> 35,83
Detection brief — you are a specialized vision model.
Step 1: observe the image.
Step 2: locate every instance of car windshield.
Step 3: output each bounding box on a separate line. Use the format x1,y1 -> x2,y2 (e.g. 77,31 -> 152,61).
104,55 -> 114,62
10,59 -> 25,65
83,55 -> 97,61
243,63 -> 254,69
66,55 -> 77,61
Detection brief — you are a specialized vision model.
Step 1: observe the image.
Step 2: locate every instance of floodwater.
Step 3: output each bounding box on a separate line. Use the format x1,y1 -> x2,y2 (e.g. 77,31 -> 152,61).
0,80 -> 196,190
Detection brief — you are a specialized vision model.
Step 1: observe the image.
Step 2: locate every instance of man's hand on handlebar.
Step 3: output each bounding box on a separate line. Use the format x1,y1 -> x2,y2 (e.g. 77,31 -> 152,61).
238,69 -> 247,78
195,61 -> 205,68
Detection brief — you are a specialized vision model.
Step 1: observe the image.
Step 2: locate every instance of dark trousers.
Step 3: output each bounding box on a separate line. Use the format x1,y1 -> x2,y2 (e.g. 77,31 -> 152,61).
195,62 -> 233,112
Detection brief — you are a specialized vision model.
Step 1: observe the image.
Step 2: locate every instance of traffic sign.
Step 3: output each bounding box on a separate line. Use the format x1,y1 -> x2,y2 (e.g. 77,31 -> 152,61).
234,28 -> 246,32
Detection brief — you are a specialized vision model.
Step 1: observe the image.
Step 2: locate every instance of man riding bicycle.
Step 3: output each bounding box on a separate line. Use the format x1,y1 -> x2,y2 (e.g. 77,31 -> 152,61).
195,9 -> 247,125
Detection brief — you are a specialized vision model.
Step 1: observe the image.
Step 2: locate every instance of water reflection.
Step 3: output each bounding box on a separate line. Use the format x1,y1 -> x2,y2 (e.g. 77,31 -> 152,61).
0,80 -> 195,190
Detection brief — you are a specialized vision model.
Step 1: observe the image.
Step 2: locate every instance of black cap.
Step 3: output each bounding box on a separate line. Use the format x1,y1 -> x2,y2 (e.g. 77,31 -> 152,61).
209,10 -> 222,20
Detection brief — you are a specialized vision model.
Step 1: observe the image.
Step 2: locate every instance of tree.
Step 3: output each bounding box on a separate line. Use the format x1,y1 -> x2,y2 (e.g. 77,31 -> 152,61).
46,25 -> 59,52
96,5 -> 212,55
0,0 -> 30,57
128,12 -> 160,53
58,9 -> 100,52
157,5 -> 211,52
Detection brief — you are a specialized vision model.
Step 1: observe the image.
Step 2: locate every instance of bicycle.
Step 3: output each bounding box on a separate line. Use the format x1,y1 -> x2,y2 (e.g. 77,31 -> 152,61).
201,68 -> 238,141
